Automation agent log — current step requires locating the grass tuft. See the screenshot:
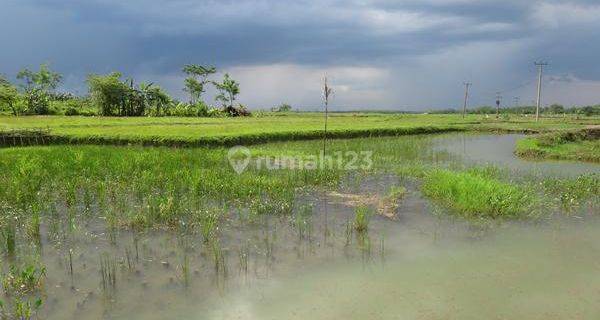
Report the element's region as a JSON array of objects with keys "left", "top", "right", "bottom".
[{"left": 422, "top": 168, "right": 533, "bottom": 220}]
